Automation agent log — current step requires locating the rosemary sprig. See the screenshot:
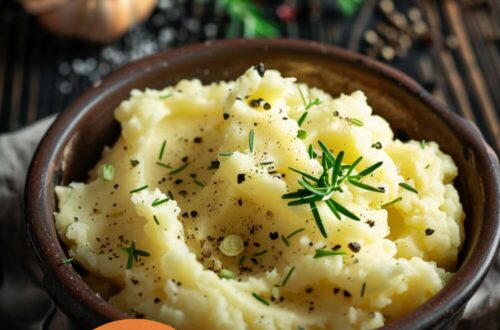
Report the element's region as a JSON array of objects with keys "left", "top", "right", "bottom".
[
  {"left": 282, "top": 141, "right": 384, "bottom": 238},
  {"left": 296, "top": 86, "right": 321, "bottom": 128},
  {"left": 158, "top": 140, "right": 167, "bottom": 160},
  {"left": 130, "top": 185, "right": 148, "bottom": 194},
  {"left": 152, "top": 198, "right": 169, "bottom": 207},
  {"left": 381, "top": 197, "right": 402, "bottom": 208},
  {"left": 62, "top": 257, "right": 74, "bottom": 264}
]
